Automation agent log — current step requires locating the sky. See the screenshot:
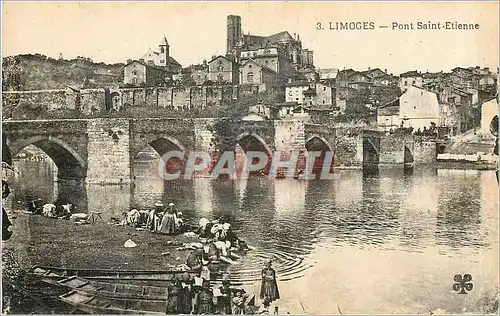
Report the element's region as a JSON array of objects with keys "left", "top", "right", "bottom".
[{"left": 2, "top": 1, "right": 499, "bottom": 75}]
